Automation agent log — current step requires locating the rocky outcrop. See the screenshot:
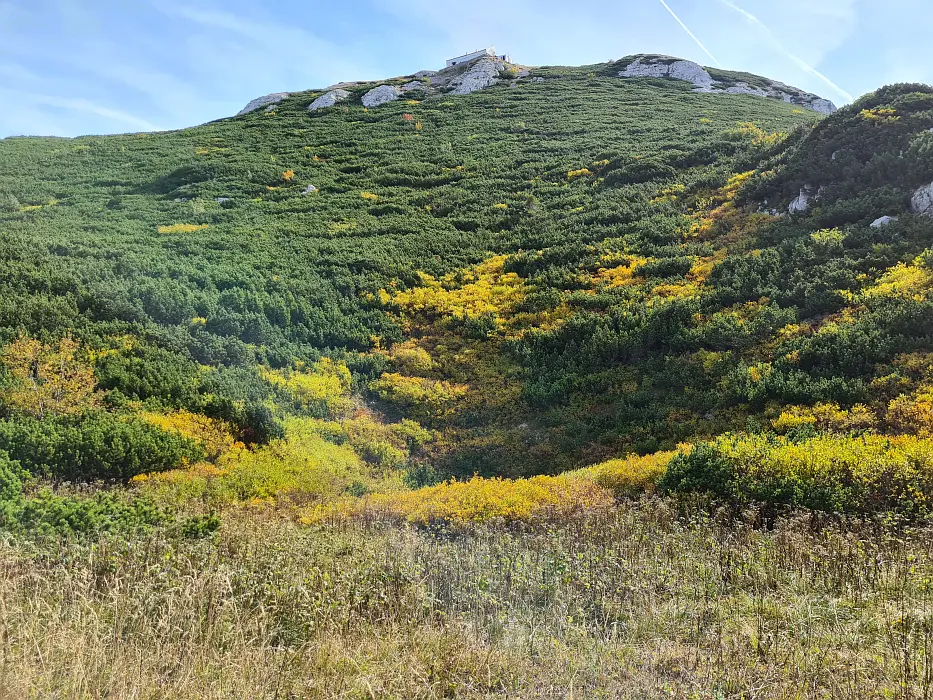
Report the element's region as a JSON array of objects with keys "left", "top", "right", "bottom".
[
  {"left": 621, "top": 56, "right": 715, "bottom": 89},
  {"left": 362, "top": 85, "right": 402, "bottom": 108},
  {"left": 789, "top": 187, "right": 815, "bottom": 214},
  {"left": 400, "top": 81, "right": 426, "bottom": 93},
  {"left": 911, "top": 182, "right": 933, "bottom": 217},
  {"left": 237, "top": 92, "right": 290, "bottom": 116},
  {"left": 308, "top": 89, "right": 351, "bottom": 111},
  {"left": 870, "top": 215, "right": 898, "bottom": 228},
  {"left": 715, "top": 80, "right": 836, "bottom": 115},
  {"left": 448, "top": 57, "right": 502, "bottom": 95},
  {"left": 619, "top": 55, "right": 836, "bottom": 114}
]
